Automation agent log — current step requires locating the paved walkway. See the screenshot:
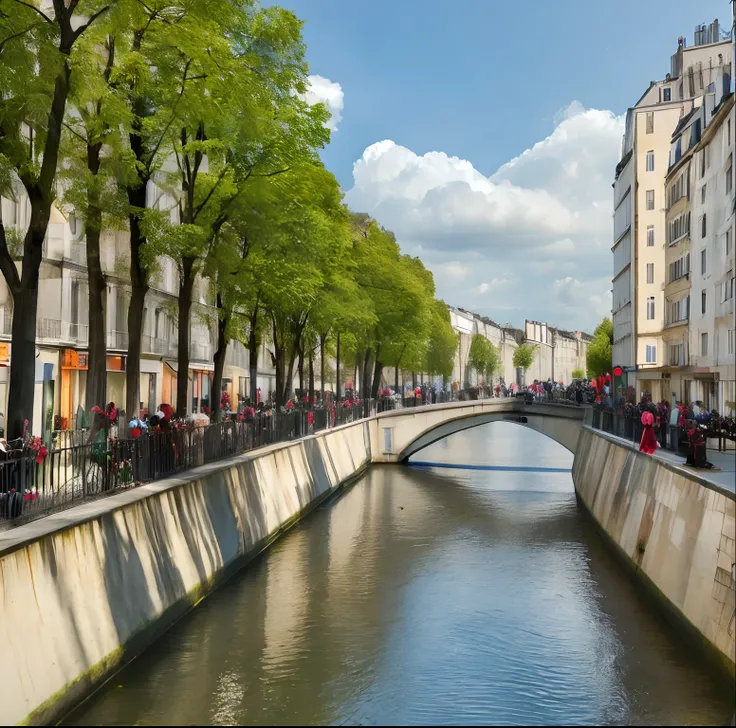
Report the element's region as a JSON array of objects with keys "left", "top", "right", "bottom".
[{"left": 602, "top": 430, "right": 735, "bottom": 494}]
